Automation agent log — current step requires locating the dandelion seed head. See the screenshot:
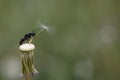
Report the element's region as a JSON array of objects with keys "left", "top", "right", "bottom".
[{"left": 19, "top": 43, "right": 35, "bottom": 51}]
